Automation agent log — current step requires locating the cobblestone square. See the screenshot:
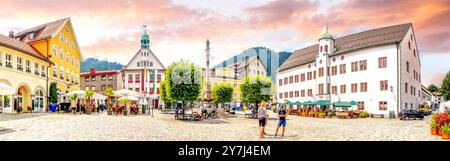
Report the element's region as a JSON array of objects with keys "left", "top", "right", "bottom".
[{"left": 0, "top": 111, "right": 442, "bottom": 141}]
